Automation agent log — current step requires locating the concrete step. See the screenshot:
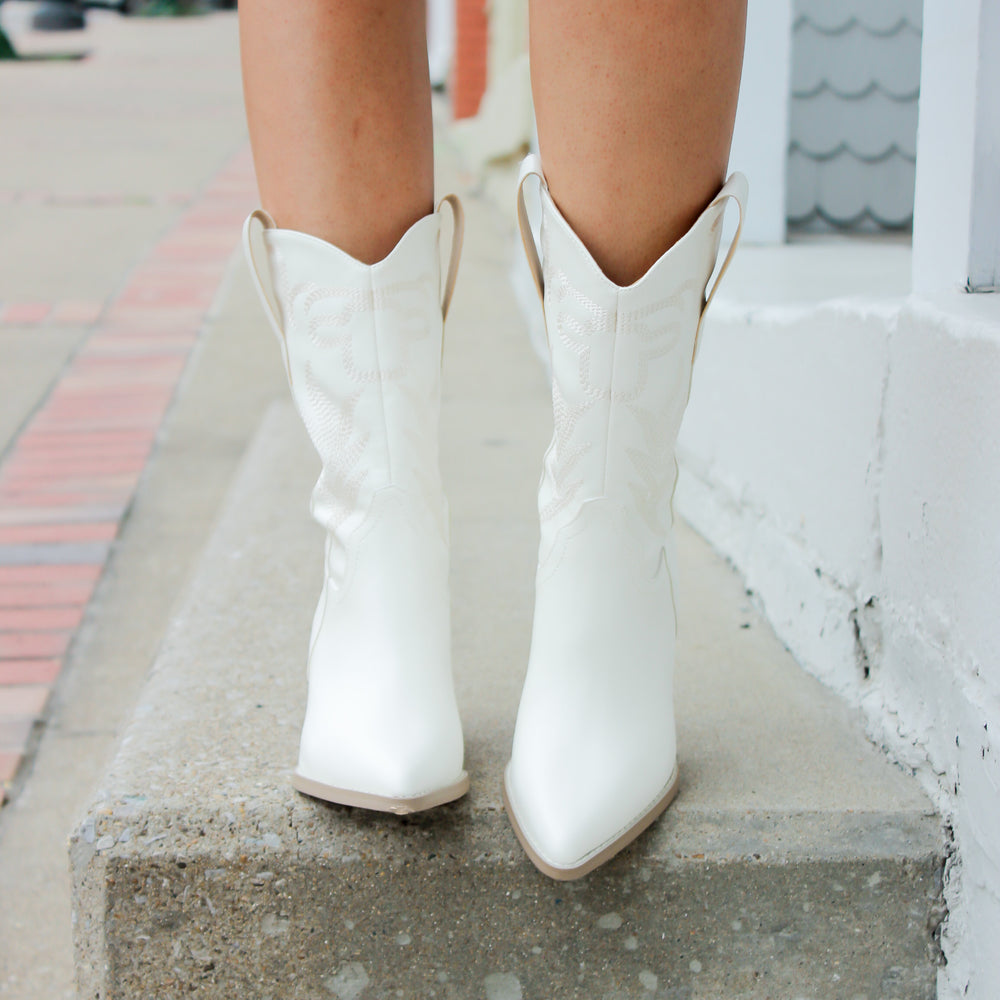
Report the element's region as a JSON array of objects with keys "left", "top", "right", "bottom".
[{"left": 70, "top": 395, "right": 943, "bottom": 1000}]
